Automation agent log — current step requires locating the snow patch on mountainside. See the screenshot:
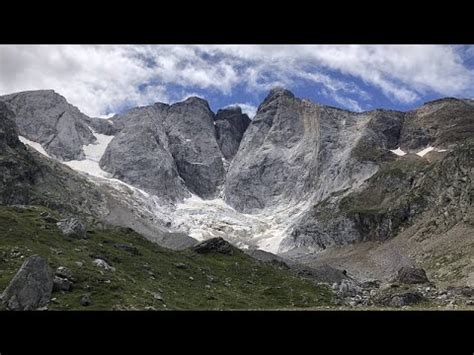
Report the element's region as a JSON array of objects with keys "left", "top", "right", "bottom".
[
  {"left": 390, "top": 147, "right": 406, "bottom": 156},
  {"left": 63, "top": 128, "right": 114, "bottom": 178},
  {"left": 416, "top": 146, "right": 448, "bottom": 157}
]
